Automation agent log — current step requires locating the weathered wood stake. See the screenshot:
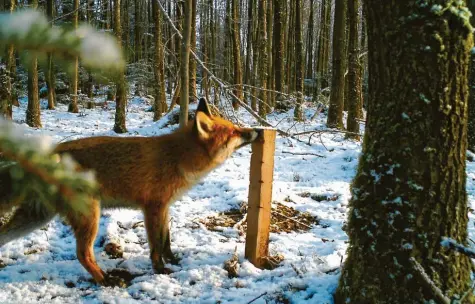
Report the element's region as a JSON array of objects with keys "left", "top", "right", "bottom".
[{"left": 245, "top": 128, "right": 276, "bottom": 268}]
